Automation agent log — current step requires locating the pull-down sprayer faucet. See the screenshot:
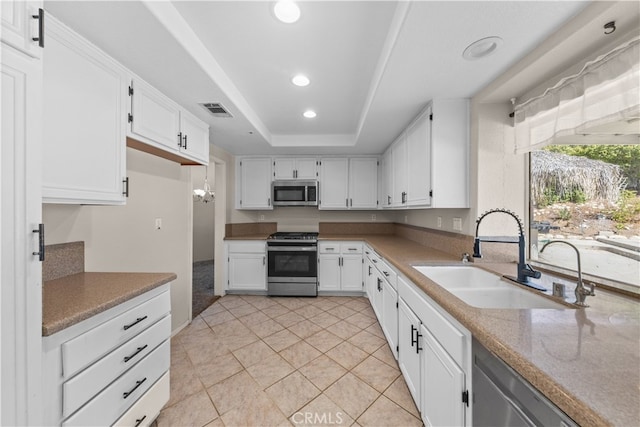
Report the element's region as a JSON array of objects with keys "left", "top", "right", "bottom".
[{"left": 473, "top": 208, "right": 543, "bottom": 289}]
